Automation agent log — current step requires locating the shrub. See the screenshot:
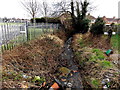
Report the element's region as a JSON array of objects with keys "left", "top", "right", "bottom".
[
  {"left": 80, "top": 19, "right": 90, "bottom": 34},
  {"left": 31, "top": 17, "right": 61, "bottom": 24},
  {"left": 90, "top": 17, "right": 105, "bottom": 36},
  {"left": 30, "top": 18, "right": 46, "bottom": 23}
]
